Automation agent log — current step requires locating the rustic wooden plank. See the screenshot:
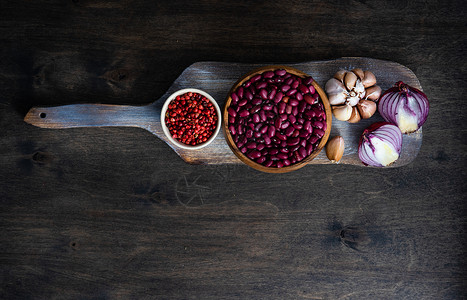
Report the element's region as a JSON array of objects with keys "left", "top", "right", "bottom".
[{"left": 24, "top": 57, "right": 422, "bottom": 167}]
